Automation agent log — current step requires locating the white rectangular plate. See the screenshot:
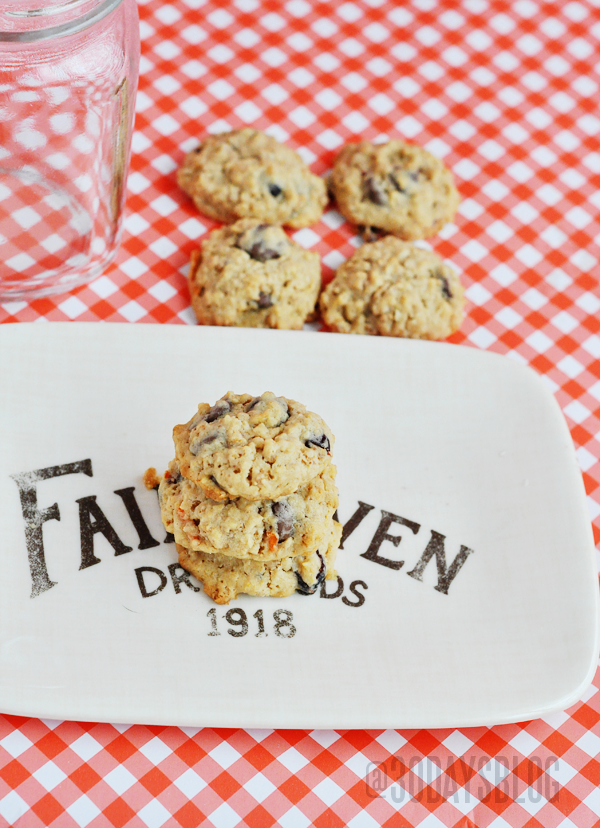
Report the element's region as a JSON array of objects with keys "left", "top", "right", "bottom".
[{"left": 0, "top": 323, "right": 597, "bottom": 728}]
